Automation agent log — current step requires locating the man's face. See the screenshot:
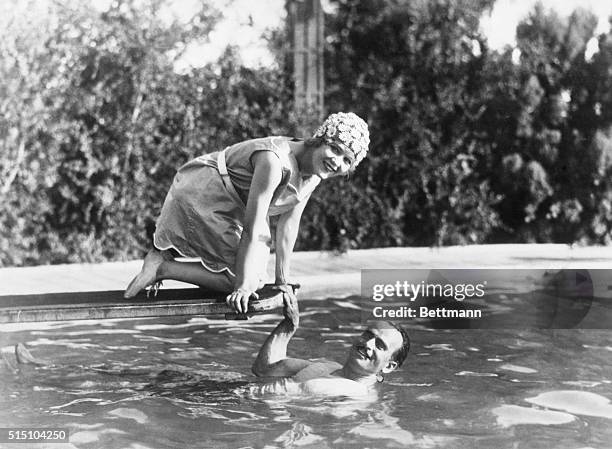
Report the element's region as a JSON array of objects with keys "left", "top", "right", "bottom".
[{"left": 345, "top": 322, "right": 404, "bottom": 376}]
